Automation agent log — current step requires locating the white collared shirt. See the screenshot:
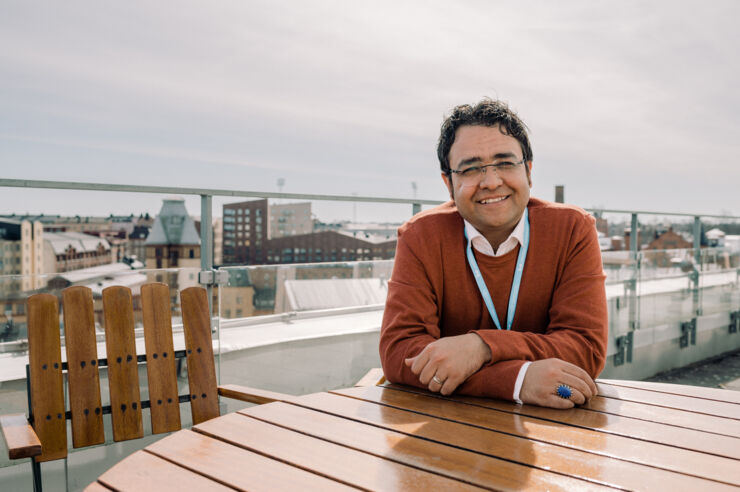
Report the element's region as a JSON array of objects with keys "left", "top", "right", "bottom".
[{"left": 464, "top": 215, "right": 531, "bottom": 404}]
